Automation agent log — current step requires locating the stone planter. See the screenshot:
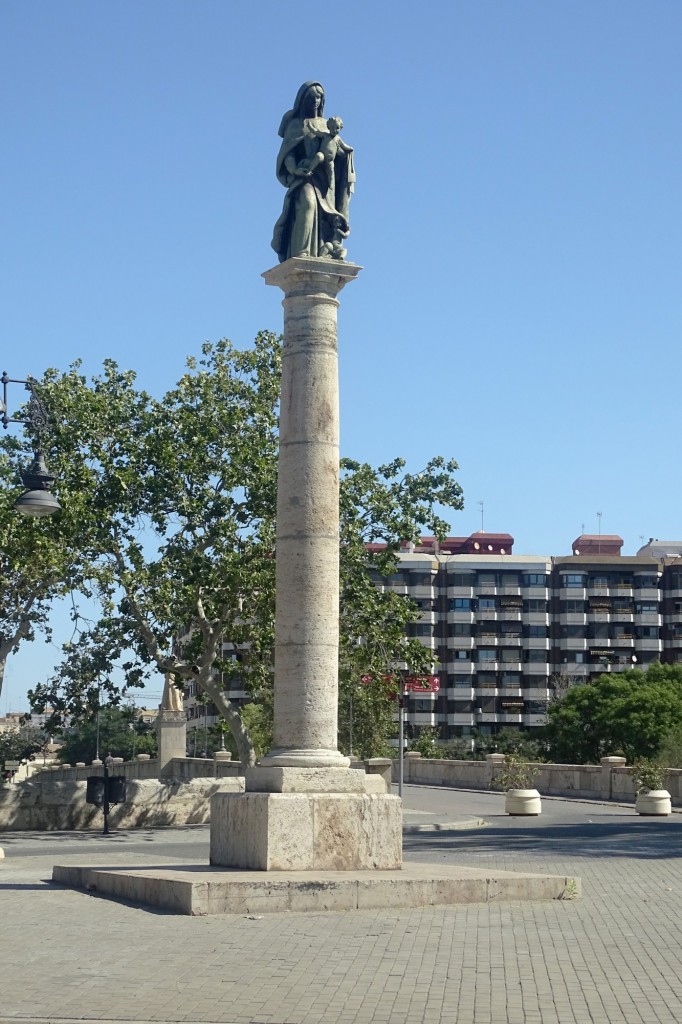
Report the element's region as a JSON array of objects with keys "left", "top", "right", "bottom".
[
  {"left": 504, "top": 788, "right": 542, "bottom": 816},
  {"left": 635, "top": 789, "right": 671, "bottom": 816}
]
